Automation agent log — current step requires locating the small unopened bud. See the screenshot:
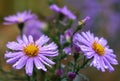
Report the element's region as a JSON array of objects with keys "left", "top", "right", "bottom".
[
  {"left": 68, "top": 72, "right": 76, "bottom": 80},
  {"left": 65, "top": 29, "right": 72, "bottom": 43},
  {"left": 56, "top": 69, "right": 64, "bottom": 77},
  {"left": 78, "top": 16, "right": 90, "bottom": 25}
]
